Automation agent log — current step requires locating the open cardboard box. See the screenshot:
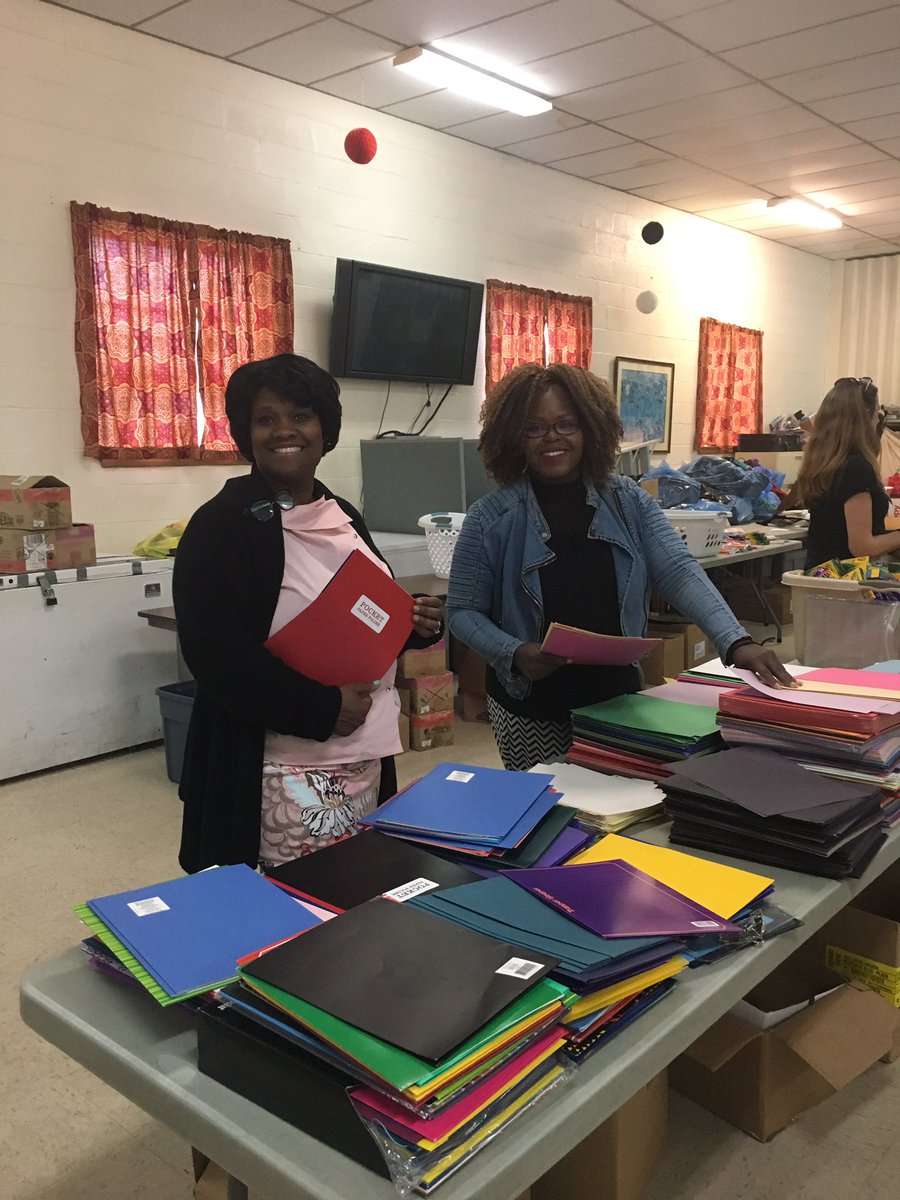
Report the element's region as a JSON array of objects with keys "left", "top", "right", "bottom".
[{"left": 670, "top": 946, "right": 896, "bottom": 1141}]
